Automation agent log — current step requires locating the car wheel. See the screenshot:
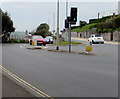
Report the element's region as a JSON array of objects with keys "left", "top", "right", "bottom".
[
  {"left": 92, "top": 40, "right": 94, "bottom": 44},
  {"left": 101, "top": 42, "right": 104, "bottom": 44},
  {"left": 51, "top": 41, "right": 53, "bottom": 44},
  {"left": 43, "top": 44, "right": 46, "bottom": 46}
]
